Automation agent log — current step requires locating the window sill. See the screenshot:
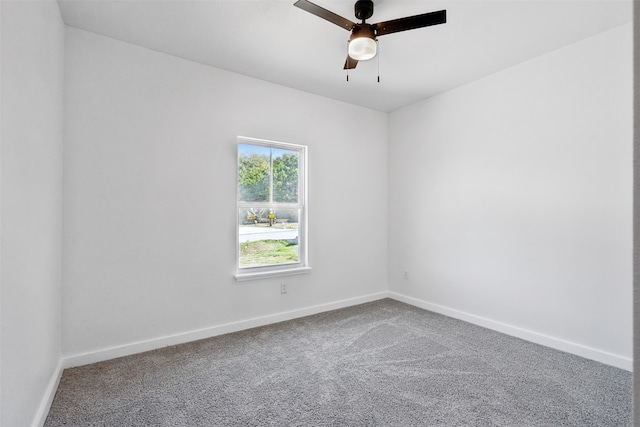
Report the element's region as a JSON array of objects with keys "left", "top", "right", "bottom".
[{"left": 234, "top": 266, "right": 312, "bottom": 282}]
